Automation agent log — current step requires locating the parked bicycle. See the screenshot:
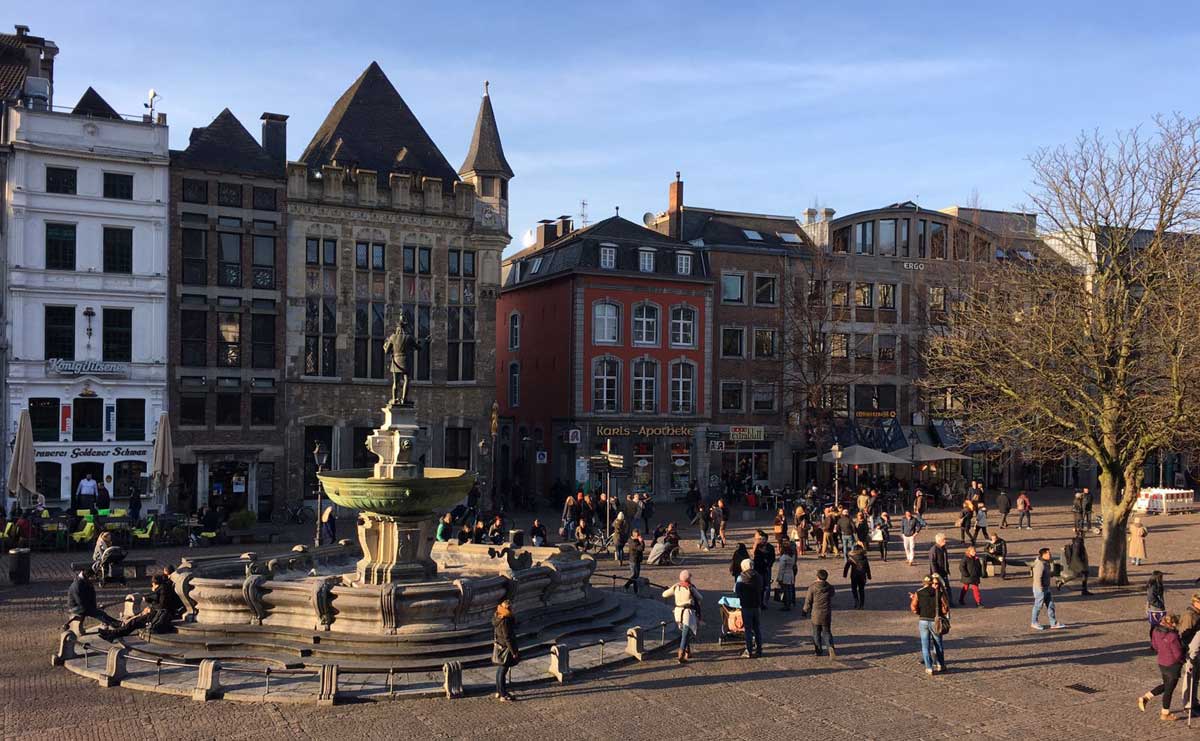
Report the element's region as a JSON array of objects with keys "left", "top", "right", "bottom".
[{"left": 272, "top": 502, "right": 315, "bottom": 525}]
